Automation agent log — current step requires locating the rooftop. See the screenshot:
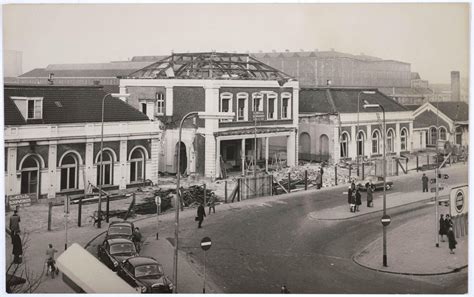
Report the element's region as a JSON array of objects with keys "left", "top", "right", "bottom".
[
  {"left": 299, "top": 87, "right": 408, "bottom": 114},
  {"left": 431, "top": 101, "right": 469, "bottom": 122},
  {"left": 4, "top": 85, "right": 149, "bottom": 126},
  {"left": 127, "top": 52, "right": 294, "bottom": 81}
]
